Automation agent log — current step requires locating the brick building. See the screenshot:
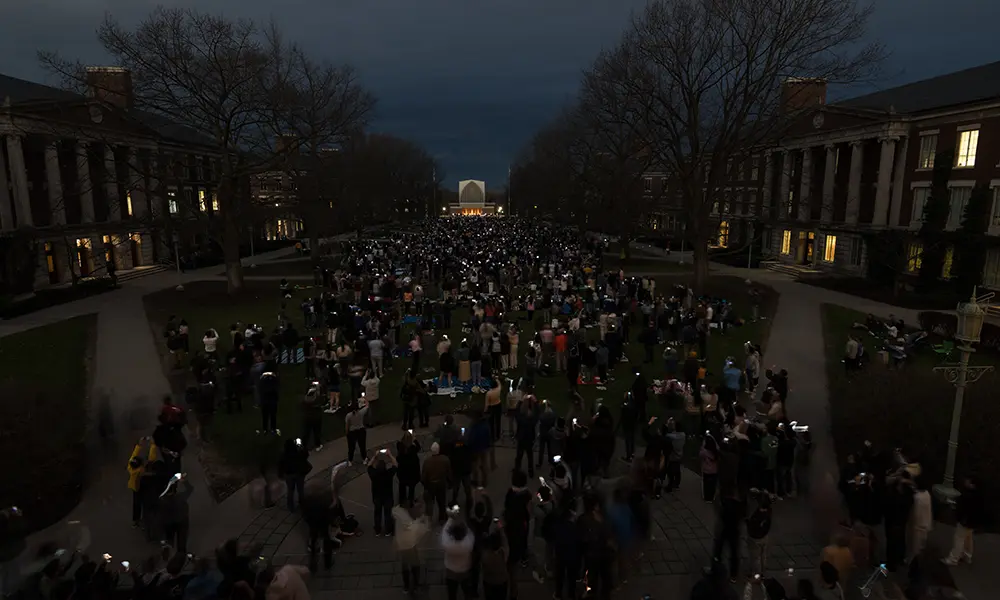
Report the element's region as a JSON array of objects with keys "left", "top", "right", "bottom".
[
  {"left": 0, "top": 67, "right": 221, "bottom": 293},
  {"left": 642, "top": 61, "right": 1000, "bottom": 290}
]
